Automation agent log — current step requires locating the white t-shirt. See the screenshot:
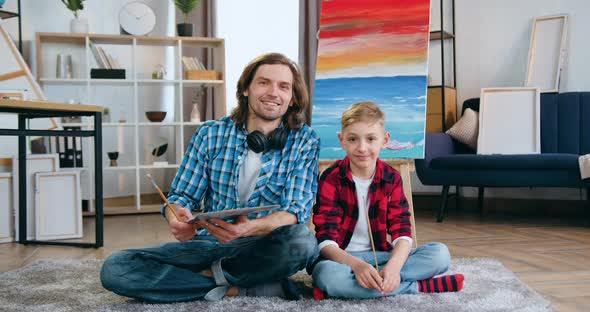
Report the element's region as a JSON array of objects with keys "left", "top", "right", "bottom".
[
  {"left": 238, "top": 150, "right": 262, "bottom": 204},
  {"left": 345, "top": 175, "right": 373, "bottom": 252}
]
